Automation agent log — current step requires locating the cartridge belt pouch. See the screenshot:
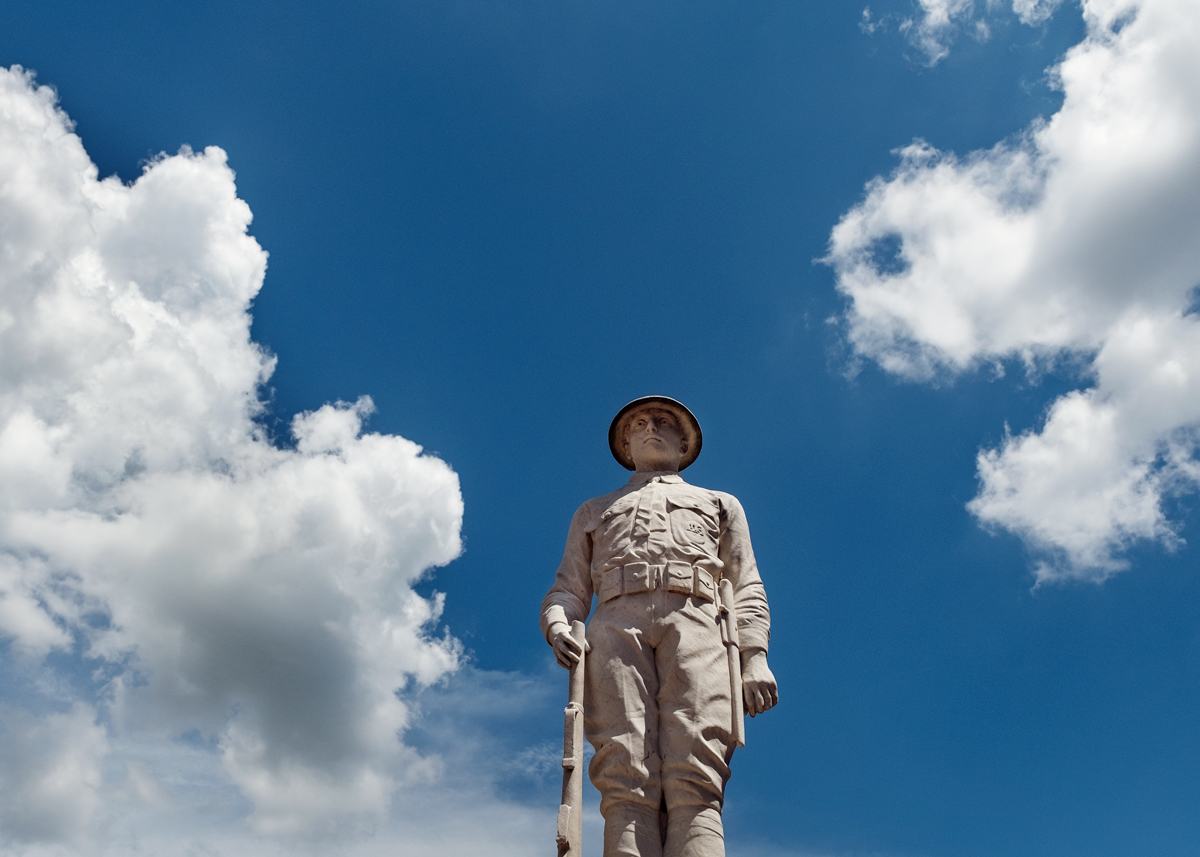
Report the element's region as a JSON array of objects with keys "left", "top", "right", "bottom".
[{"left": 598, "top": 561, "right": 716, "bottom": 604}]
